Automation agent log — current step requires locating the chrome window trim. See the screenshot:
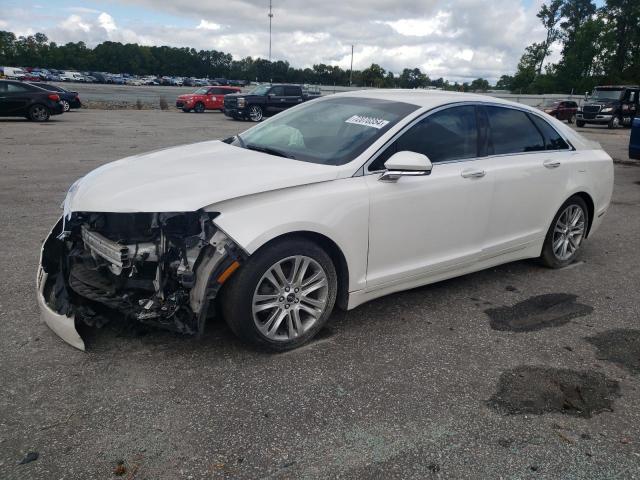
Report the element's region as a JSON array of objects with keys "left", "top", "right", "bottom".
[{"left": 358, "top": 100, "right": 575, "bottom": 175}]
